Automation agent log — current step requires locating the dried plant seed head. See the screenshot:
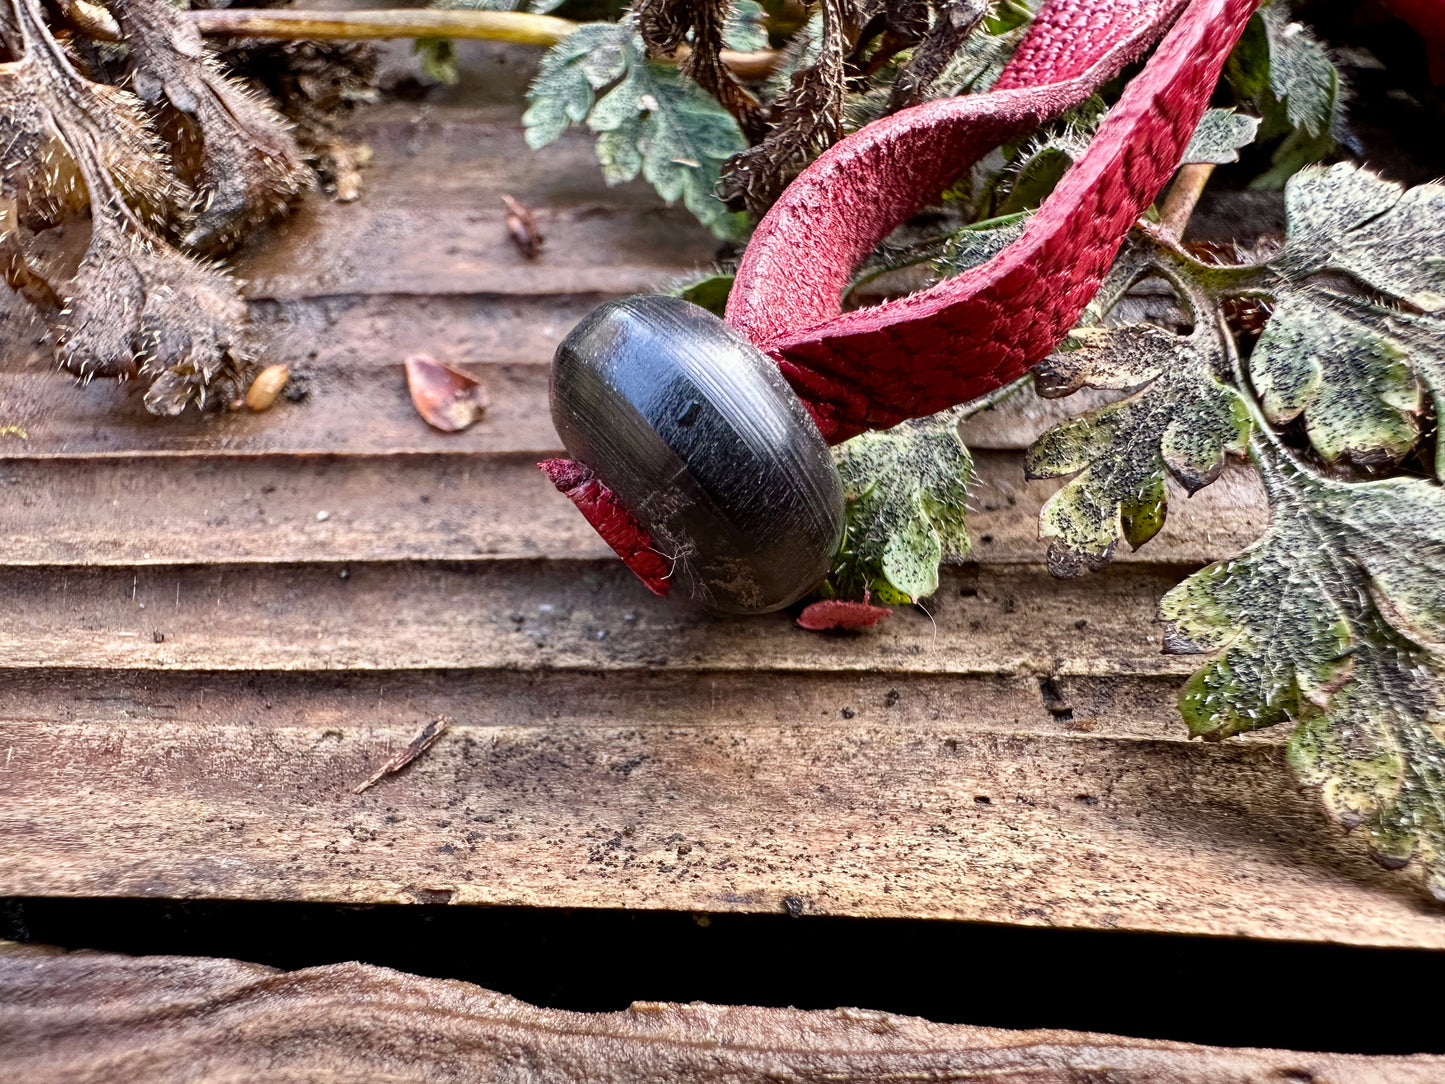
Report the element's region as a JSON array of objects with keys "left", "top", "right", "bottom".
[
  {"left": 136, "top": 249, "right": 250, "bottom": 414},
  {"left": 55, "top": 222, "right": 250, "bottom": 412},
  {"left": 206, "top": 39, "right": 380, "bottom": 204},
  {"left": 106, "top": 0, "right": 311, "bottom": 253},
  {"left": 55, "top": 230, "right": 148, "bottom": 379},
  {"left": 0, "top": 51, "right": 181, "bottom": 231}
]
